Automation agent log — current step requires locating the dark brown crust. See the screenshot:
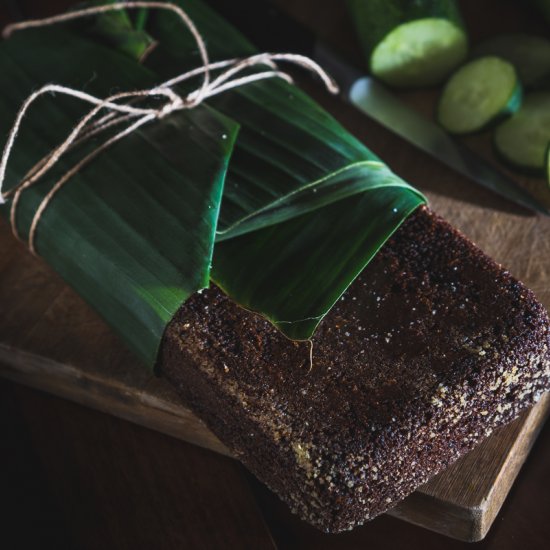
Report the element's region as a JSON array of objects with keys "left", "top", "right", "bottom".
[{"left": 159, "top": 206, "right": 550, "bottom": 532}]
